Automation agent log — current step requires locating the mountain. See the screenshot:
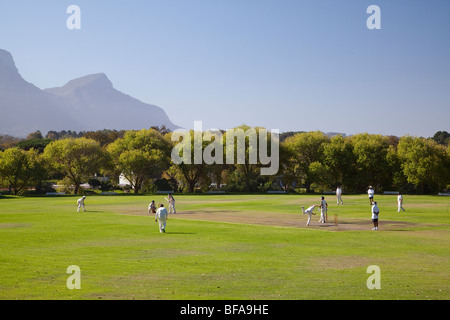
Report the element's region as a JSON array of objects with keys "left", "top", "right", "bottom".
[
  {"left": 0, "top": 49, "right": 179, "bottom": 137},
  {"left": 0, "top": 49, "right": 88, "bottom": 137},
  {"left": 45, "top": 73, "right": 179, "bottom": 132}
]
